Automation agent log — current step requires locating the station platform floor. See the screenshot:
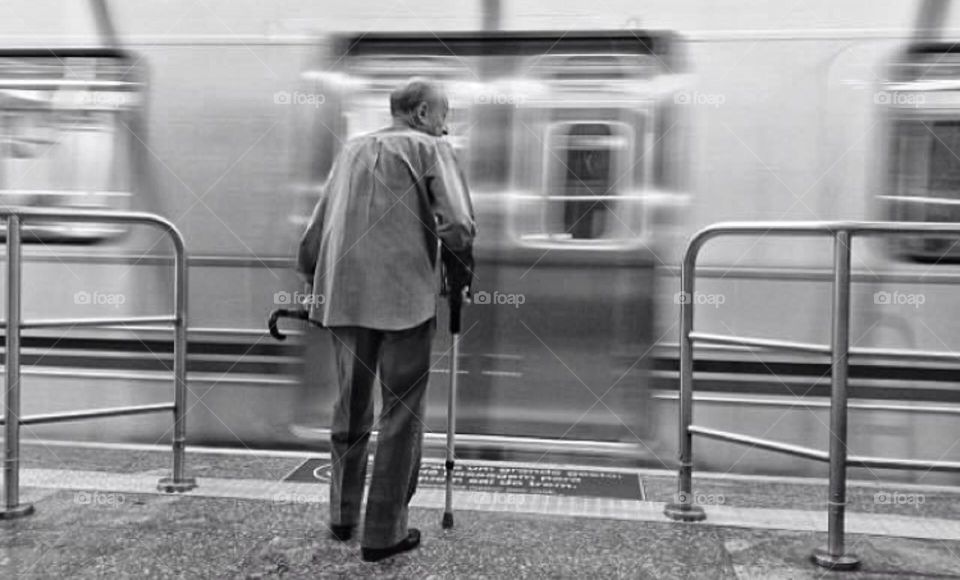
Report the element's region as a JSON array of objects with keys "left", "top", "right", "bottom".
[{"left": 2, "top": 439, "right": 960, "bottom": 578}]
